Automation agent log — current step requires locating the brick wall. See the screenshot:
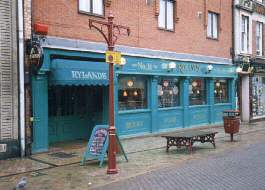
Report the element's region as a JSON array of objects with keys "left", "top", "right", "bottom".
[
  {"left": 32, "top": 0, "right": 232, "bottom": 59},
  {"left": 24, "top": 0, "right": 31, "bottom": 40}
]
